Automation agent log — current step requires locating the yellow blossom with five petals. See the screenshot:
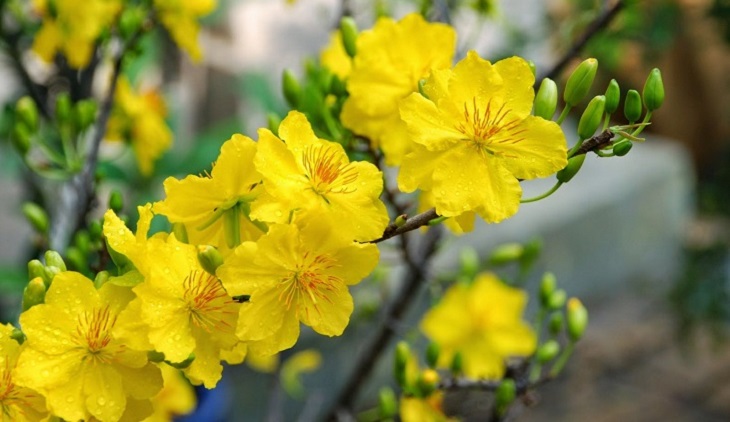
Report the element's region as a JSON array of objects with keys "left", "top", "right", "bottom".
[
  {"left": 14, "top": 272, "right": 162, "bottom": 422},
  {"left": 398, "top": 51, "right": 568, "bottom": 223},
  {"left": 0, "top": 323, "right": 47, "bottom": 422},
  {"left": 251, "top": 111, "right": 388, "bottom": 243},
  {"left": 217, "top": 222, "right": 379, "bottom": 356},
  {"left": 154, "top": 134, "right": 265, "bottom": 254},
  {"left": 420, "top": 272, "right": 536, "bottom": 379},
  {"left": 341, "top": 13, "right": 456, "bottom": 165}
]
